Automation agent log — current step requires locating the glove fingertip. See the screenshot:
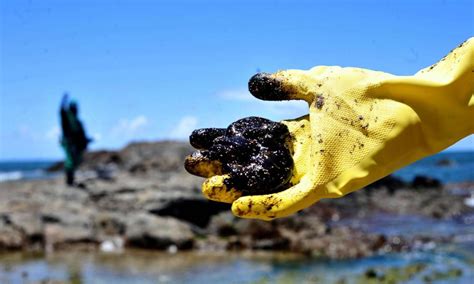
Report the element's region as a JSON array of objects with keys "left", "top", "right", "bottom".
[
  {"left": 202, "top": 175, "right": 242, "bottom": 203},
  {"left": 231, "top": 196, "right": 277, "bottom": 221},
  {"left": 248, "top": 72, "right": 290, "bottom": 101}
]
